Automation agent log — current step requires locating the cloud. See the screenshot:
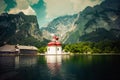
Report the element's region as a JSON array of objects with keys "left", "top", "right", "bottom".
[
  {"left": 15, "top": 0, "right": 29, "bottom": 10},
  {"left": 8, "top": 0, "right": 38, "bottom": 15},
  {"left": 14, "top": 0, "right": 39, "bottom": 9},
  {"left": 44, "top": 0, "right": 103, "bottom": 19},
  {"left": 27, "top": 0, "right": 39, "bottom": 5},
  {"left": 70, "top": 0, "right": 103, "bottom": 12},
  {"left": 21, "top": 6, "right": 36, "bottom": 15},
  {"left": 0, "top": 0, "right": 7, "bottom": 14},
  {"left": 44, "top": 0, "right": 74, "bottom": 19},
  {"left": 9, "top": 6, "right": 36, "bottom": 15}
]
